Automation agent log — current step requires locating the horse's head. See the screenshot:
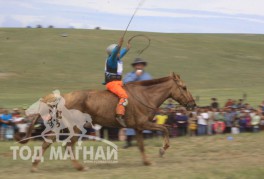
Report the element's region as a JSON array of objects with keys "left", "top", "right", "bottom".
[{"left": 169, "top": 72, "right": 196, "bottom": 110}]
